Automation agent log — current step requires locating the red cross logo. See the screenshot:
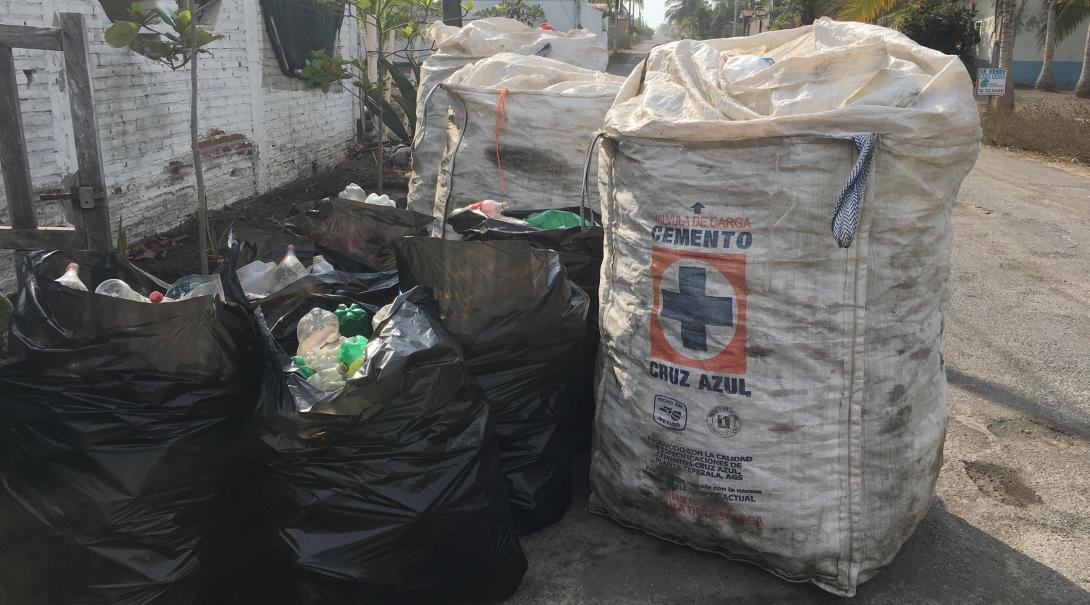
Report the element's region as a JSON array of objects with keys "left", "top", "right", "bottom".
[{"left": 650, "top": 246, "right": 747, "bottom": 374}]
